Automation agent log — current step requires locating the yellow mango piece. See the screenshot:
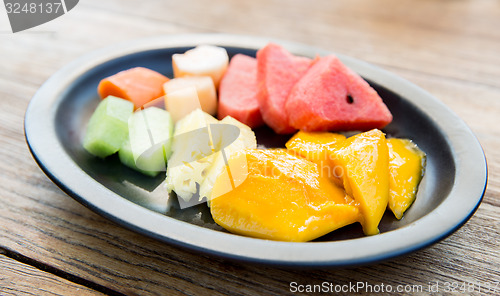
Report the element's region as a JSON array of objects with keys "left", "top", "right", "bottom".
[
  {"left": 286, "top": 131, "right": 345, "bottom": 186},
  {"left": 387, "top": 138, "right": 426, "bottom": 219},
  {"left": 328, "top": 129, "right": 389, "bottom": 235},
  {"left": 210, "top": 149, "right": 360, "bottom": 242},
  {"left": 286, "top": 131, "right": 346, "bottom": 161}
]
